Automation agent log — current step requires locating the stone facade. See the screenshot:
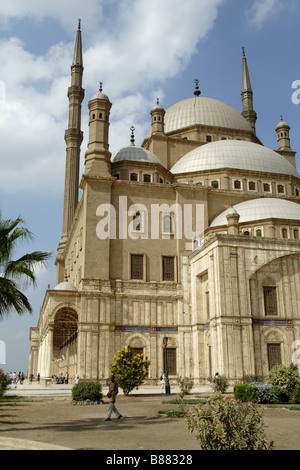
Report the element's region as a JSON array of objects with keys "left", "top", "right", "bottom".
[{"left": 29, "top": 24, "right": 300, "bottom": 385}]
